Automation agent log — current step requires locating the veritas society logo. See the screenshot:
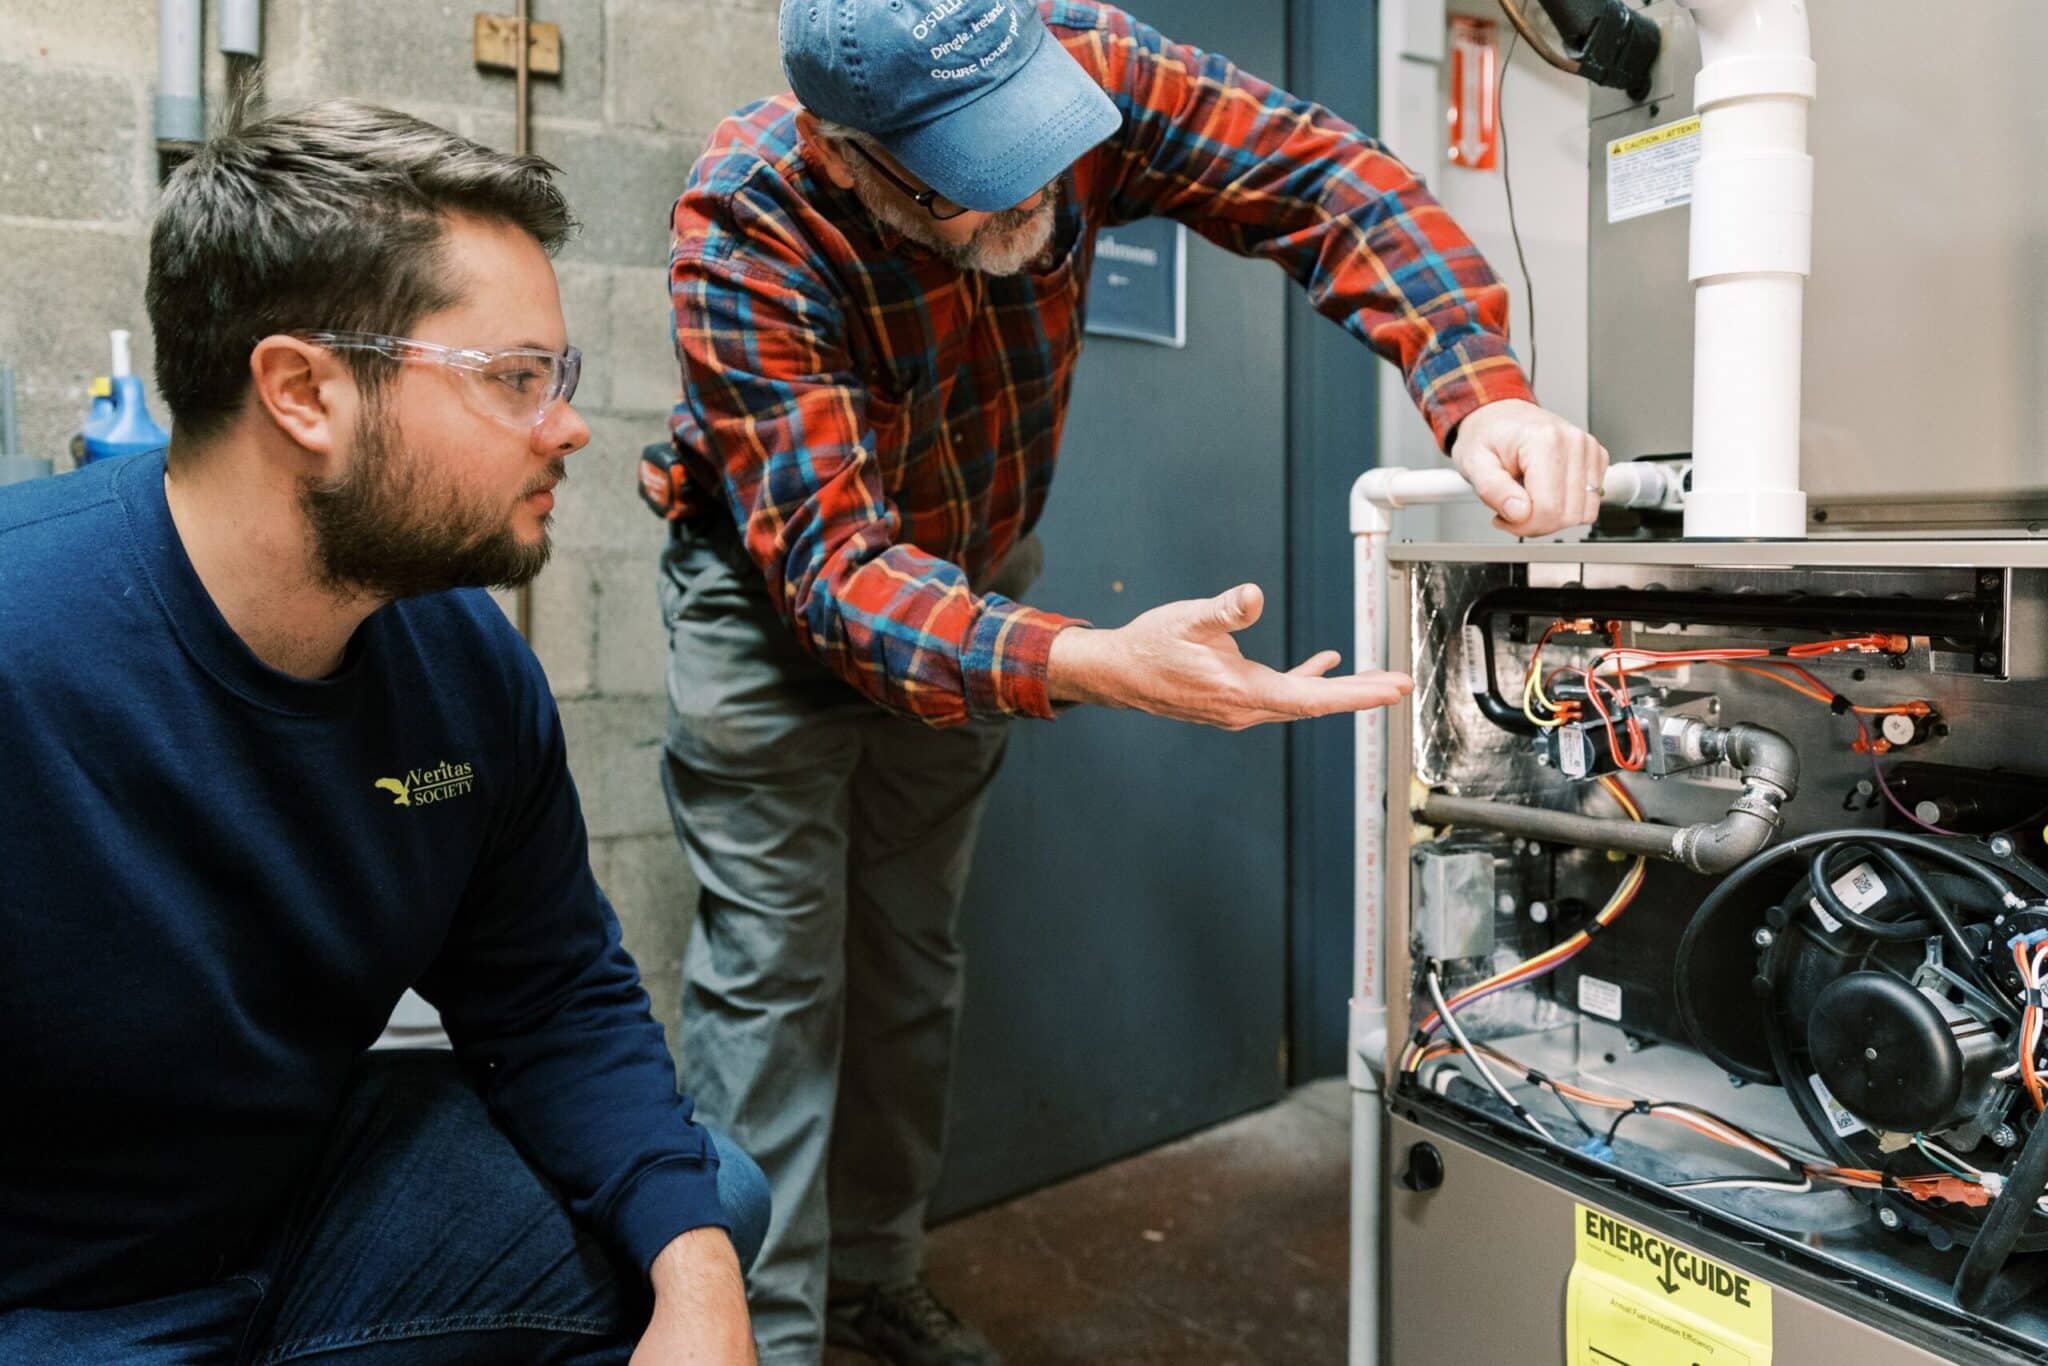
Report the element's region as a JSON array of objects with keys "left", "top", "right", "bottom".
[{"left": 374, "top": 759, "right": 477, "bottom": 809}]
